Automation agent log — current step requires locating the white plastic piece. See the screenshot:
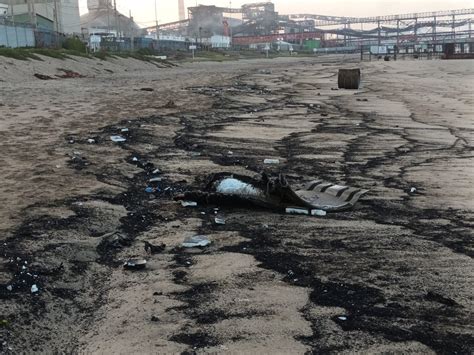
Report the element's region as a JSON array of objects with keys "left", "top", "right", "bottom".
[
  {"left": 216, "top": 178, "right": 259, "bottom": 196},
  {"left": 31, "top": 284, "right": 39, "bottom": 293},
  {"left": 264, "top": 159, "right": 280, "bottom": 164},
  {"left": 410, "top": 187, "right": 417, "bottom": 193},
  {"left": 181, "top": 201, "right": 197, "bottom": 207},
  {"left": 149, "top": 177, "right": 162, "bottom": 183},
  {"left": 311, "top": 209, "right": 327, "bottom": 216},
  {"left": 6, "top": 285, "right": 12, "bottom": 292},
  {"left": 87, "top": 139, "right": 95, "bottom": 144},
  {"left": 110, "top": 135, "right": 126, "bottom": 143},
  {"left": 215, "top": 217, "right": 226, "bottom": 225},
  {"left": 338, "top": 316, "right": 347, "bottom": 321},
  {"left": 121, "top": 128, "right": 129, "bottom": 132},
  {"left": 182, "top": 235, "right": 211, "bottom": 248},
  {"left": 286, "top": 208, "right": 309, "bottom": 215}
]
